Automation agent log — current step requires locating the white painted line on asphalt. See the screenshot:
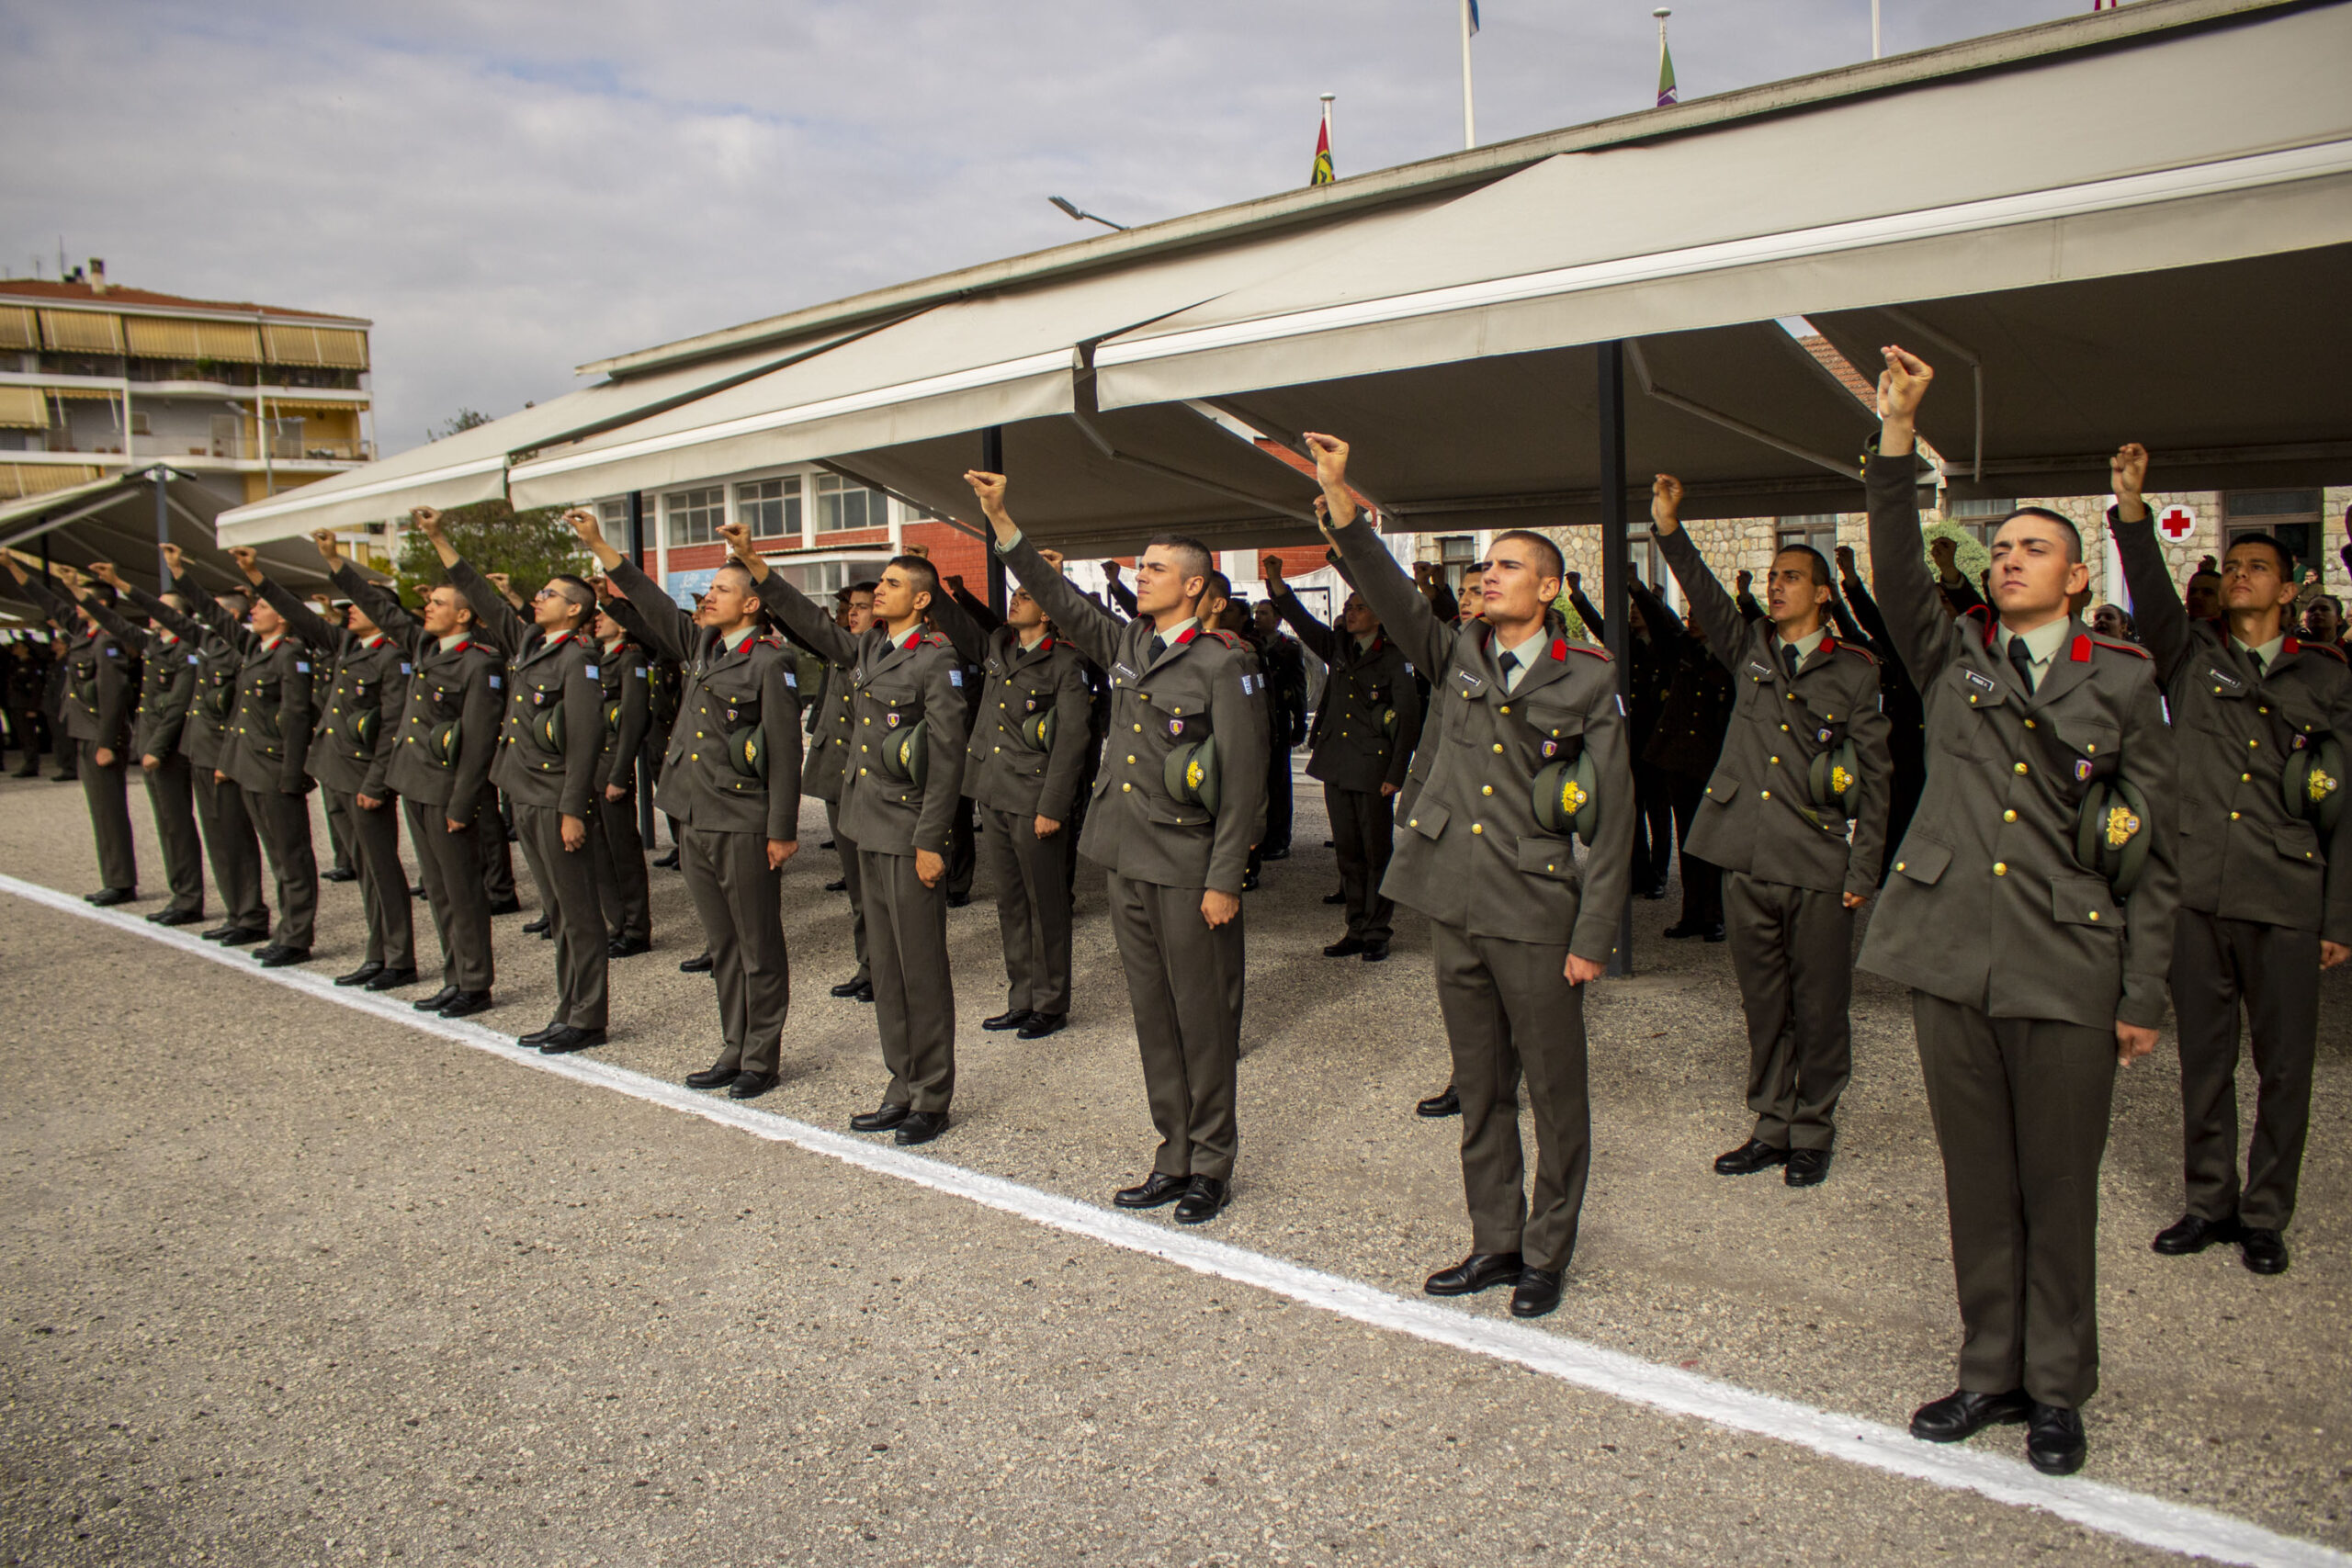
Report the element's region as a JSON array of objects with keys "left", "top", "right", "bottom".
[{"left": 5, "top": 869, "right": 2342, "bottom": 1568}]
